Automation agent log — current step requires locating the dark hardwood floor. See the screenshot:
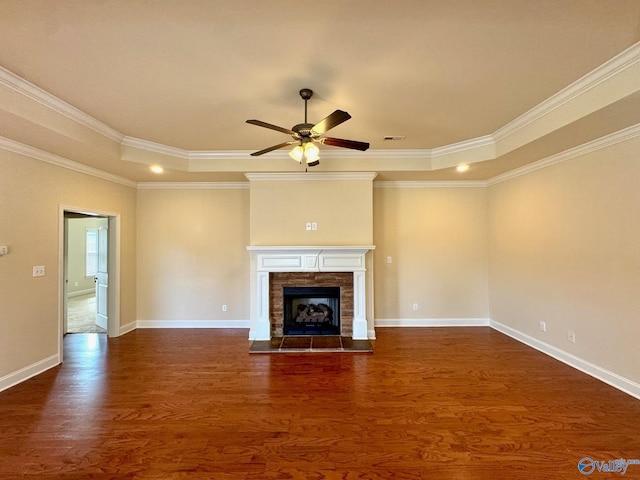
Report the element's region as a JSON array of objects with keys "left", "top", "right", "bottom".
[{"left": 1, "top": 328, "right": 639, "bottom": 479}]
